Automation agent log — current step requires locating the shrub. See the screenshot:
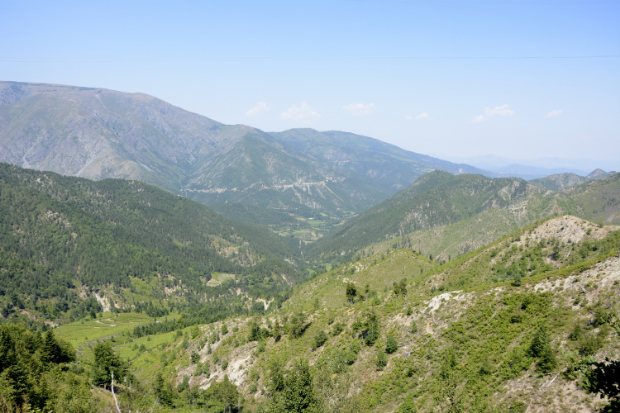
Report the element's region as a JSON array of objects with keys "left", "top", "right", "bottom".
[
  {"left": 331, "top": 322, "right": 344, "bottom": 336},
  {"left": 579, "top": 335, "right": 603, "bottom": 356},
  {"left": 385, "top": 335, "right": 397, "bottom": 354},
  {"left": 313, "top": 331, "right": 328, "bottom": 350},
  {"left": 569, "top": 324, "right": 583, "bottom": 341},
  {"left": 344, "top": 350, "right": 357, "bottom": 365},
  {"left": 376, "top": 351, "right": 388, "bottom": 369}
]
